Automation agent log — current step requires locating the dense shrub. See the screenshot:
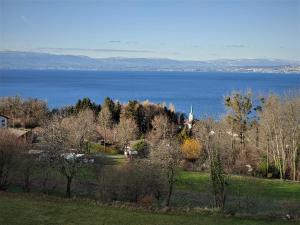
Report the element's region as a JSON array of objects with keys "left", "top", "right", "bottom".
[
  {"left": 132, "top": 139, "right": 148, "bottom": 157},
  {"left": 0, "top": 130, "right": 26, "bottom": 190},
  {"left": 96, "top": 161, "right": 165, "bottom": 203},
  {"left": 258, "top": 161, "right": 280, "bottom": 178}
]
